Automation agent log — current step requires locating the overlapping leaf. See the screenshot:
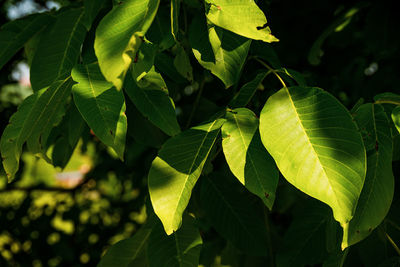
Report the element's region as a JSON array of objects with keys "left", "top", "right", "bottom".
[
  {"left": 30, "top": 8, "right": 87, "bottom": 91},
  {"left": 0, "top": 78, "right": 73, "bottom": 181},
  {"left": 71, "top": 63, "right": 127, "bottom": 159},
  {"left": 222, "top": 108, "right": 278, "bottom": 209},
  {"left": 189, "top": 15, "right": 250, "bottom": 88},
  {"left": 205, "top": 0, "right": 278, "bottom": 42},
  {"left": 125, "top": 68, "right": 180, "bottom": 137},
  {"left": 94, "top": 0, "right": 160, "bottom": 89},
  {"left": 148, "top": 119, "right": 225, "bottom": 234},
  {"left": 200, "top": 173, "right": 270, "bottom": 255},
  {"left": 0, "top": 13, "right": 53, "bottom": 70},
  {"left": 83, "top": 0, "right": 106, "bottom": 30},
  {"left": 229, "top": 71, "right": 268, "bottom": 108},
  {"left": 259, "top": 86, "right": 366, "bottom": 228},
  {"left": 148, "top": 214, "right": 202, "bottom": 267},
  {"left": 343, "top": 104, "right": 394, "bottom": 248}
]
